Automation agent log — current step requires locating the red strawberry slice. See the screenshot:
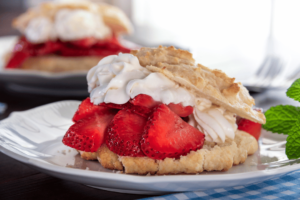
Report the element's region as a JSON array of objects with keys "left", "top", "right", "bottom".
[
  {"left": 63, "top": 111, "right": 117, "bottom": 152},
  {"left": 70, "top": 37, "right": 97, "bottom": 48},
  {"left": 130, "top": 94, "right": 159, "bottom": 109},
  {"left": 100, "top": 101, "right": 151, "bottom": 118},
  {"left": 238, "top": 118, "right": 262, "bottom": 140},
  {"left": 34, "top": 40, "right": 62, "bottom": 56},
  {"left": 5, "top": 37, "right": 30, "bottom": 68},
  {"left": 131, "top": 94, "right": 193, "bottom": 117},
  {"left": 5, "top": 51, "right": 30, "bottom": 69},
  {"left": 167, "top": 103, "right": 193, "bottom": 117},
  {"left": 72, "top": 97, "right": 114, "bottom": 122},
  {"left": 100, "top": 102, "right": 131, "bottom": 110},
  {"left": 141, "top": 104, "right": 205, "bottom": 160},
  {"left": 129, "top": 105, "right": 152, "bottom": 118},
  {"left": 5, "top": 36, "right": 131, "bottom": 69},
  {"left": 59, "top": 45, "right": 122, "bottom": 57},
  {"left": 106, "top": 109, "right": 147, "bottom": 157}
]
